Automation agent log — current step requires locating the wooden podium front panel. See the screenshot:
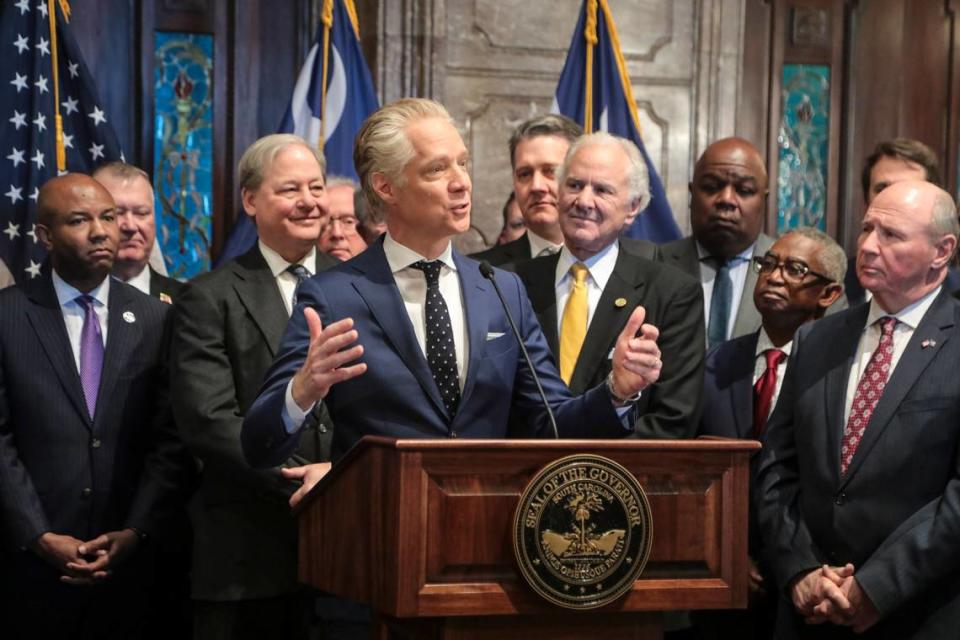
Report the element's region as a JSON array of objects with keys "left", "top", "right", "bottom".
[{"left": 410, "top": 442, "right": 751, "bottom": 616}]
